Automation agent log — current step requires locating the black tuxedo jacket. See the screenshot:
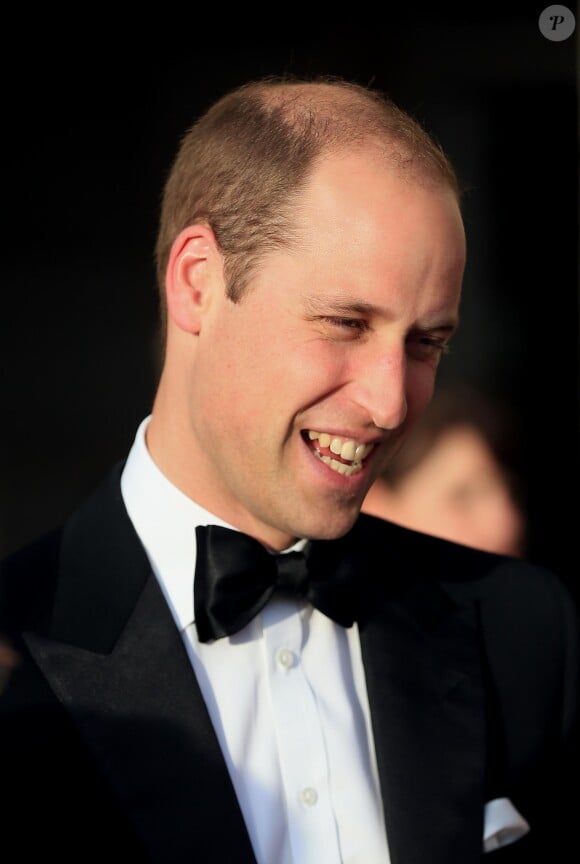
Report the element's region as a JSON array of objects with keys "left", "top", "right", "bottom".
[{"left": 1, "top": 463, "right": 578, "bottom": 863}]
